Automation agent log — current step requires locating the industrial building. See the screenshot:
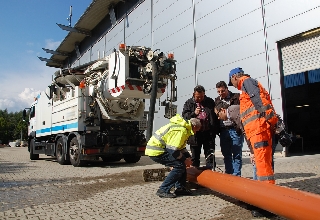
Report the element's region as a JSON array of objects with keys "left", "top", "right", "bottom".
[{"left": 40, "top": 0, "right": 320, "bottom": 154}]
